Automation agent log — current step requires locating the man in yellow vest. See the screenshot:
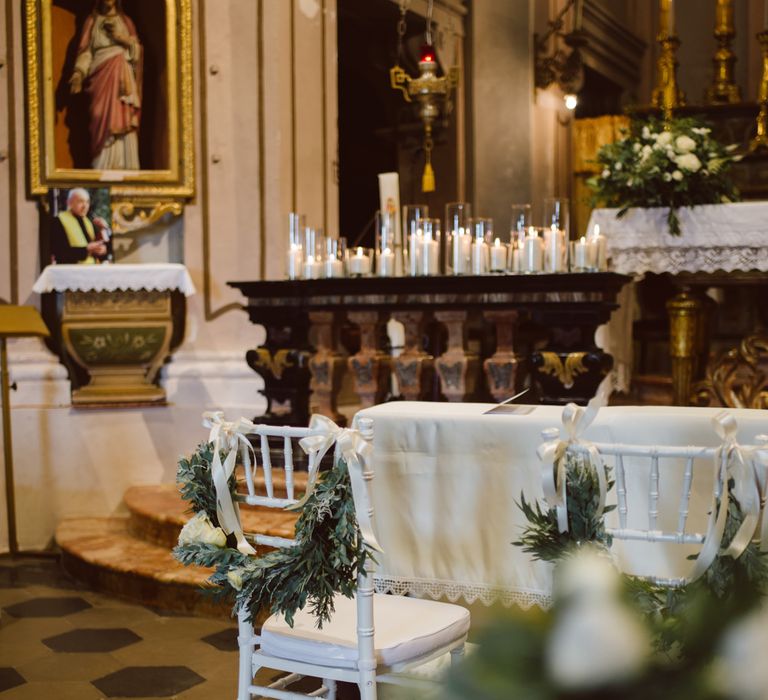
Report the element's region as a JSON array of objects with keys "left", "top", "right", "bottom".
[{"left": 51, "top": 188, "right": 112, "bottom": 264}]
